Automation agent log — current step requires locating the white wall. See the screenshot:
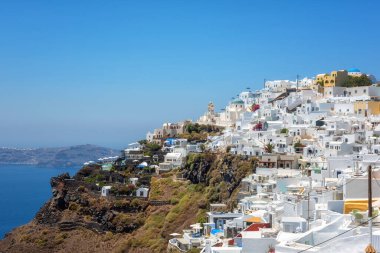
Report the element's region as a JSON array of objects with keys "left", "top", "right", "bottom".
[{"left": 343, "top": 178, "right": 380, "bottom": 199}]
